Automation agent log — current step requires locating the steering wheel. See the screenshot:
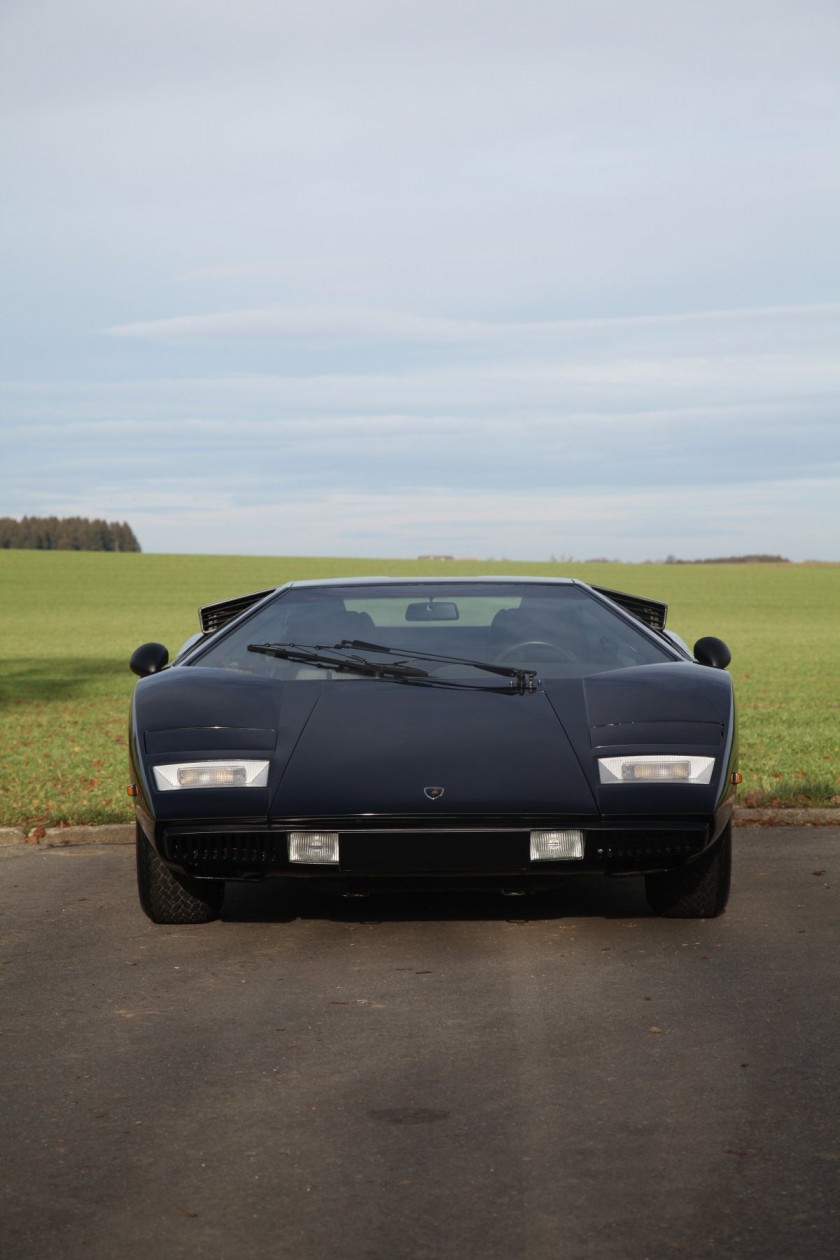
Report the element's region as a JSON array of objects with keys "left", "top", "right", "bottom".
[{"left": 495, "top": 640, "right": 577, "bottom": 664}]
